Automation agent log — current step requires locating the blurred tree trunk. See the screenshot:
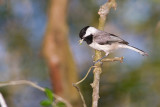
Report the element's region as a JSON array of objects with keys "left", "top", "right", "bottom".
[{"left": 42, "top": 0, "right": 80, "bottom": 106}]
